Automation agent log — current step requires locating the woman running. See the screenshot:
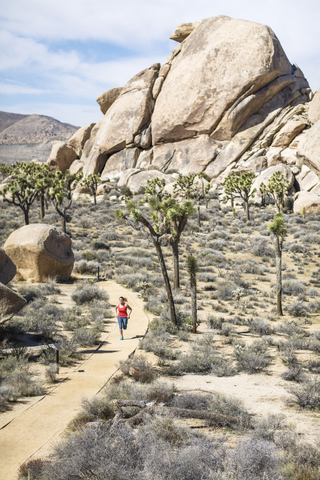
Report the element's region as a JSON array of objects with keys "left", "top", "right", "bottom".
[{"left": 115, "top": 296, "right": 132, "bottom": 340}]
